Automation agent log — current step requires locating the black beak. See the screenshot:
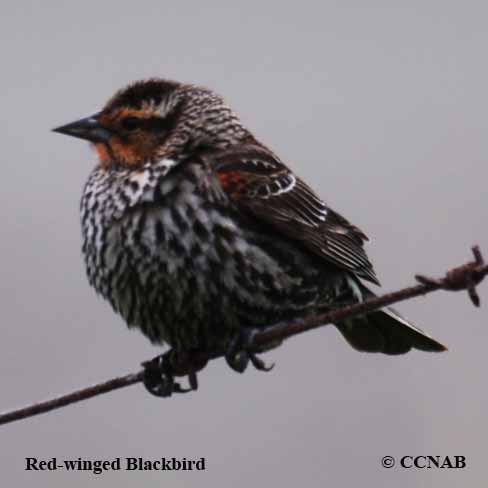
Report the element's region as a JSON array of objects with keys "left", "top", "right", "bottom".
[{"left": 52, "top": 114, "right": 112, "bottom": 143}]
